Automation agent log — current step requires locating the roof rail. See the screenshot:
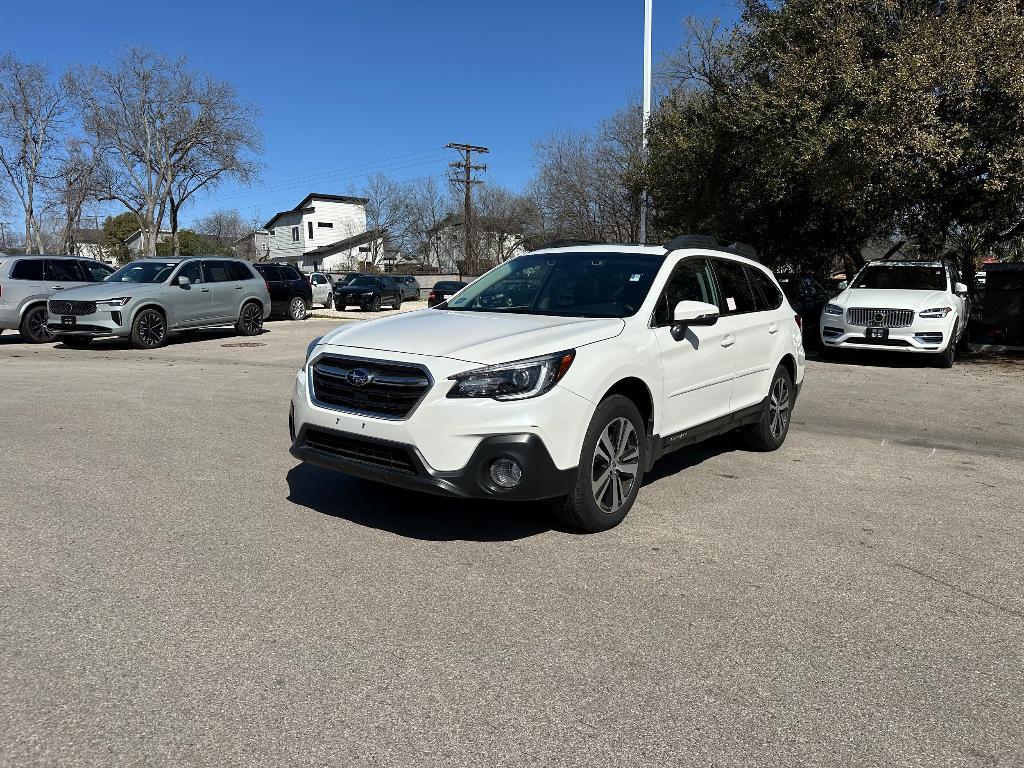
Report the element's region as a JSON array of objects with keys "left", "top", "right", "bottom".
[
  {"left": 538, "top": 239, "right": 603, "bottom": 249},
  {"left": 664, "top": 234, "right": 759, "bottom": 261}
]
